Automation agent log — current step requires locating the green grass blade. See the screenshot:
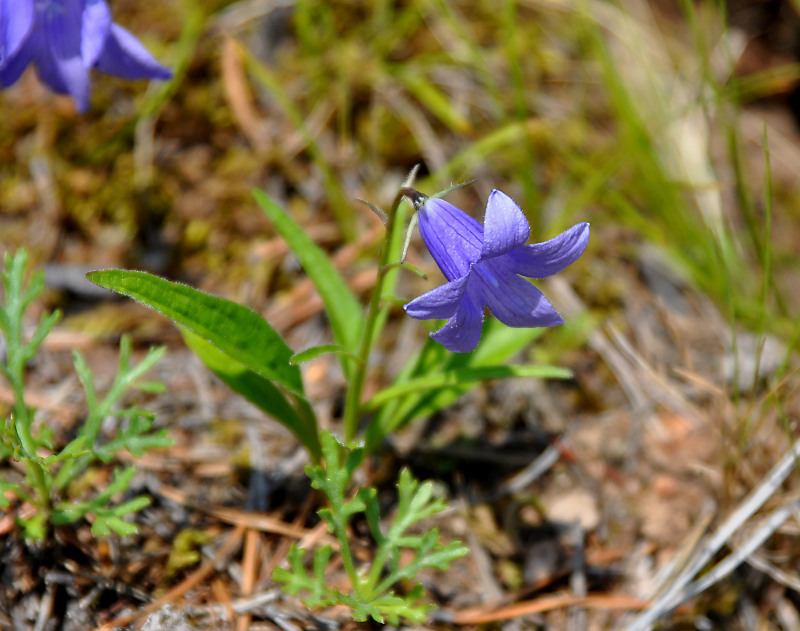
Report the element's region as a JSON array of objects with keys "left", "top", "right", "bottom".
[
  {"left": 392, "top": 69, "right": 473, "bottom": 134},
  {"left": 87, "top": 269, "right": 303, "bottom": 396},
  {"left": 242, "top": 50, "right": 354, "bottom": 239},
  {"left": 253, "top": 189, "right": 364, "bottom": 374}
]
